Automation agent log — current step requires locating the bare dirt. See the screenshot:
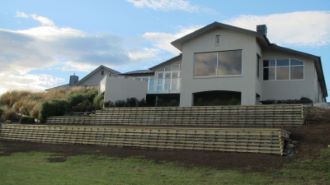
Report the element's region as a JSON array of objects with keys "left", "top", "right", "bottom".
[{"left": 0, "top": 120, "right": 329, "bottom": 171}]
